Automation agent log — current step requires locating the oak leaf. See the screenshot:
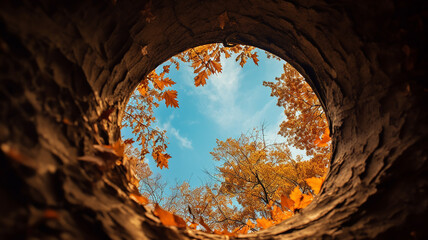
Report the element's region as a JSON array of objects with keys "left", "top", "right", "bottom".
[
  {"left": 152, "top": 150, "right": 171, "bottom": 169},
  {"left": 162, "top": 90, "right": 179, "bottom": 108},
  {"left": 209, "top": 60, "right": 222, "bottom": 73},
  {"left": 194, "top": 70, "right": 208, "bottom": 87}
]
